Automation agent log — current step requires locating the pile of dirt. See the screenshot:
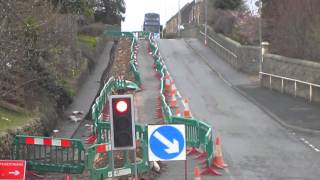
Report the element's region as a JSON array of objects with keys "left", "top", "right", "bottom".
[{"left": 110, "top": 37, "right": 135, "bottom": 82}]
